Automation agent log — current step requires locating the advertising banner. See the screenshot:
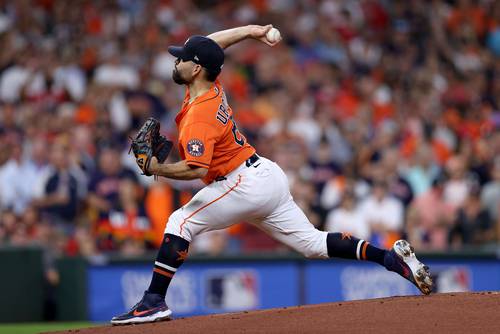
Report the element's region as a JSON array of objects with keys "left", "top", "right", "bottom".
[
  {"left": 305, "top": 259, "right": 500, "bottom": 304},
  {"left": 88, "top": 262, "right": 299, "bottom": 322},
  {"left": 88, "top": 258, "right": 500, "bottom": 321}
]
